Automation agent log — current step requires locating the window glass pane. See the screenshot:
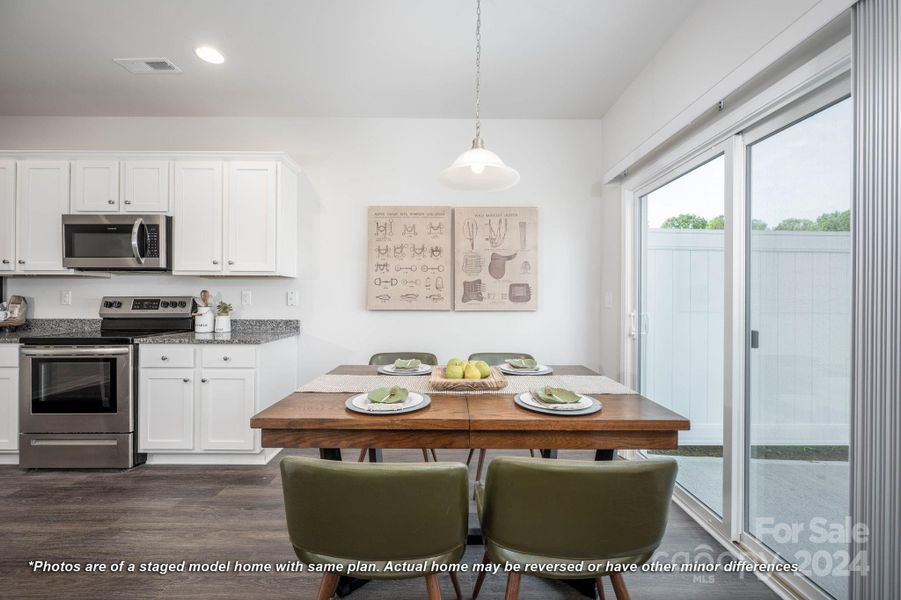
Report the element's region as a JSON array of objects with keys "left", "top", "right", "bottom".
[
  {"left": 746, "top": 97, "right": 851, "bottom": 600},
  {"left": 641, "top": 154, "right": 725, "bottom": 517}
]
